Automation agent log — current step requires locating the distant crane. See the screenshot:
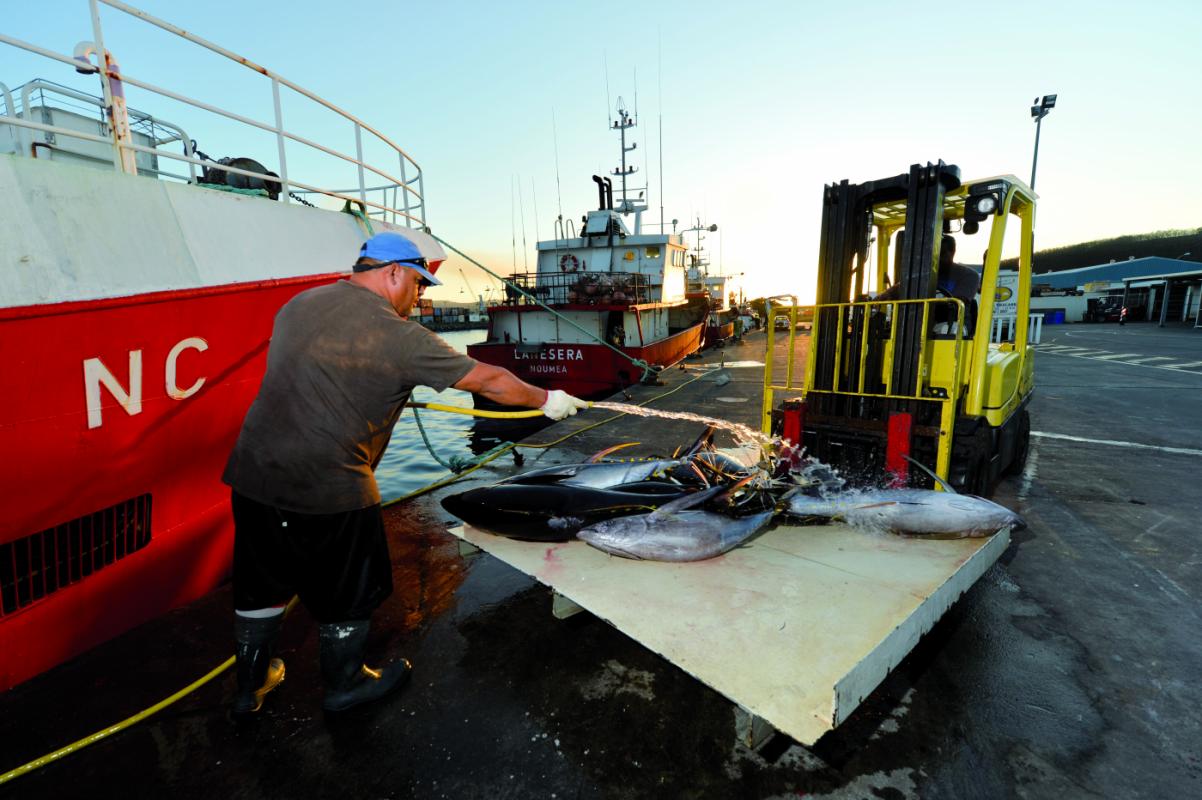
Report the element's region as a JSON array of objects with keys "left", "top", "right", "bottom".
[{"left": 459, "top": 269, "right": 485, "bottom": 316}]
